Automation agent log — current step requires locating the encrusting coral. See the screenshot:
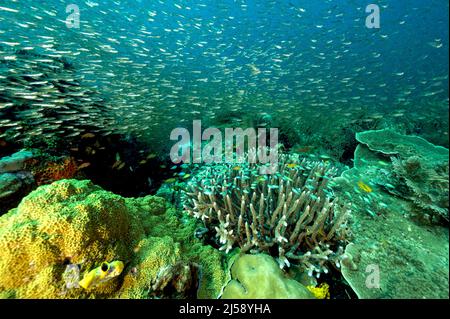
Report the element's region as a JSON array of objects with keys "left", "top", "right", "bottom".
[
  {"left": 182, "top": 152, "right": 351, "bottom": 277},
  {"left": 0, "top": 179, "right": 227, "bottom": 299},
  {"left": 26, "top": 156, "right": 80, "bottom": 186}
]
